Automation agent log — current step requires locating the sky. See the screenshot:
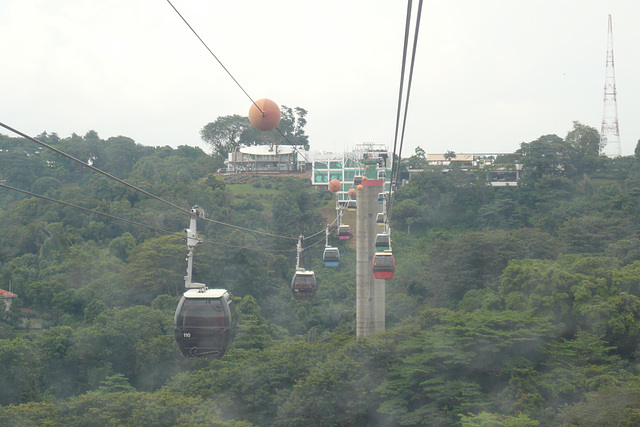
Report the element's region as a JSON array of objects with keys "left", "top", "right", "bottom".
[{"left": 2, "top": 0, "right": 639, "bottom": 158}]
